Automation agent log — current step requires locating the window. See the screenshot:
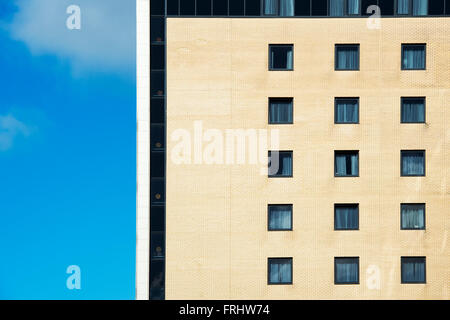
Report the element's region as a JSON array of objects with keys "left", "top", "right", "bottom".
[
  {"left": 295, "top": 0, "right": 310, "bottom": 15},
  {"left": 268, "top": 205, "right": 293, "bottom": 230},
  {"left": 180, "top": 0, "right": 195, "bottom": 15},
  {"left": 402, "top": 44, "right": 426, "bottom": 70},
  {"left": 269, "top": 151, "right": 293, "bottom": 177},
  {"left": 335, "top": 151, "right": 359, "bottom": 177},
  {"left": 269, "top": 45, "right": 293, "bottom": 70},
  {"left": 335, "top": 257, "right": 359, "bottom": 284},
  {"left": 401, "top": 97, "right": 425, "bottom": 123},
  {"left": 268, "top": 258, "right": 292, "bottom": 284},
  {"left": 264, "top": 0, "right": 295, "bottom": 16},
  {"left": 246, "top": 0, "right": 261, "bottom": 15},
  {"left": 329, "top": 0, "right": 360, "bottom": 16},
  {"left": 401, "top": 204, "right": 425, "bottom": 230},
  {"left": 269, "top": 98, "right": 293, "bottom": 124},
  {"left": 197, "top": 0, "right": 212, "bottom": 15},
  {"left": 312, "top": 0, "right": 327, "bottom": 15},
  {"left": 213, "top": 0, "right": 228, "bottom": 15},
  {"left": 335, "top": 44, "right": 359, "bottom": 70},
  {"left": 362, "top": 0, "right": 378, "bottom": 16},
  {"left": 401, "top": 257, "right": 426, "bottom": 283},
  {"left": 397, "top": 0, "right": 410, "bottom": 14},
  {"left": 401, "top": 150, "right": 425, "bottom": 176},
  {"left": 229, "top": 0, "right": 245, "bottom": 15},
  {"left": 335, "top": 98, "right": 359, "bottom": 123},
  {"left": 380, "top": 0, "right": 395, "bottom": 15},
  {"left": 335, "top": 204, "right": 359, "bottom": 230},
  {"left": 413, "top": 0, "right": 428, "bottom": 15}
]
